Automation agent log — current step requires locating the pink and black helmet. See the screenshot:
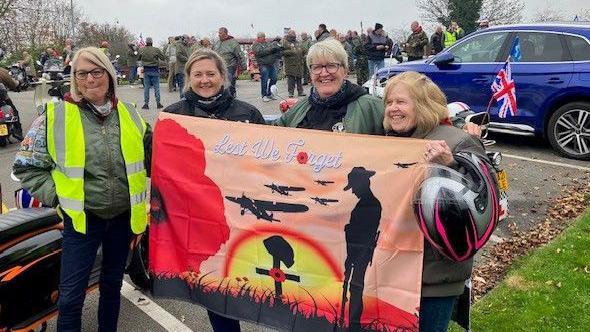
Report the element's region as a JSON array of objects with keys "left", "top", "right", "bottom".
[{"left": 414, "top": 152, "right": 500, "bottom": 262}]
